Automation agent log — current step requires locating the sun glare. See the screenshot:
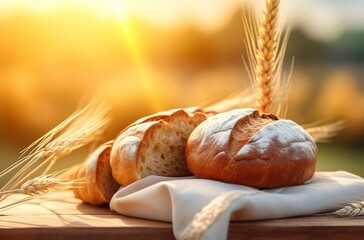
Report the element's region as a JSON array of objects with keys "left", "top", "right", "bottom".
[
  {"left": 113, "top": 1, "right": 127, "bottom": 20},
  {"left": 113, "top": 0, "right": 163, "bottom": 112}
]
